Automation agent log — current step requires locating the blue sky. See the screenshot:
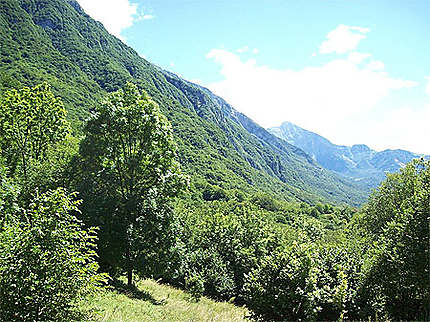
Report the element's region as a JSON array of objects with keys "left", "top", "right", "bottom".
[{"left": 77, "top": 0, "right": 430, "bottom": 154}]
